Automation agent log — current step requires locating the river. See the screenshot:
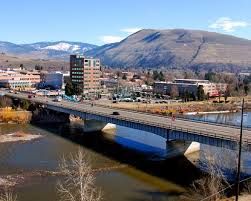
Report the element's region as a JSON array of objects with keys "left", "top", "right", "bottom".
[
  {"left": 185, "top": 111, "right": 251, "bottom": 127},
  {"left": 0, "top": 112, "right": 250, "bottom": 201}
]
